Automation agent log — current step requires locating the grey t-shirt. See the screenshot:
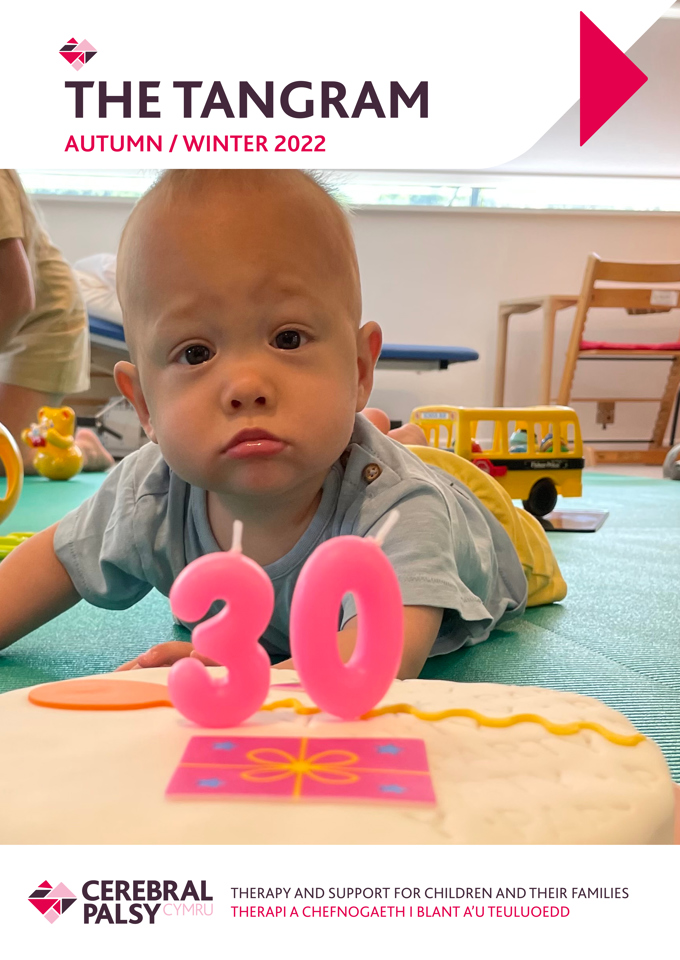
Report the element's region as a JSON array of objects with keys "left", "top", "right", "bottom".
[{"left": 54, "top": 415, "right": 527, "bottom": 658}]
